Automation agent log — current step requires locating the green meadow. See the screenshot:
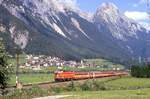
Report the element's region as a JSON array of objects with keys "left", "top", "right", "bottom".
[{"left": 8, "top": 74, "right": 54, "bottom": 86}]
